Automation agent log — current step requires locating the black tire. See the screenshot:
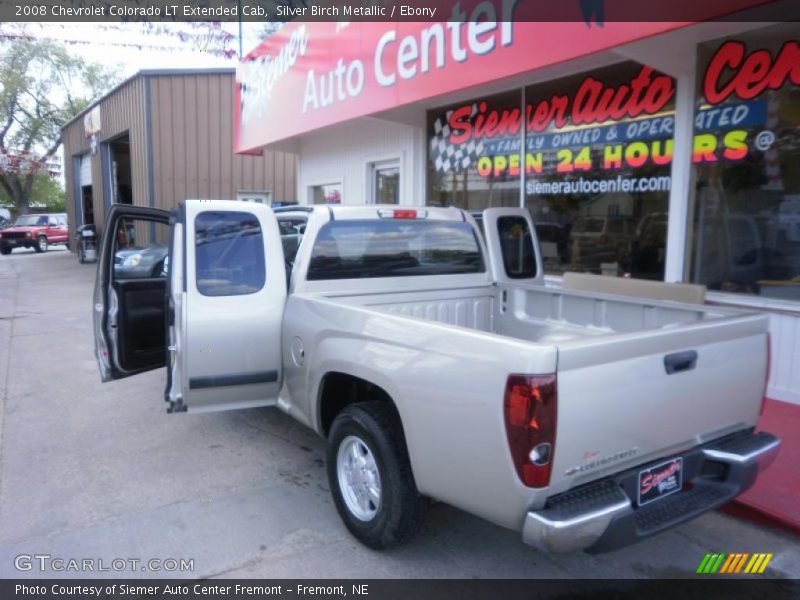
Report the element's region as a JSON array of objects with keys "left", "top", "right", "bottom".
[
  {"left": 327, "top": 402, "right": 425, "bottom": 549},
  {"left": 35, "top": 235, "right": 47, "bottom": 253},
  {"left": 78, "top": 245, "right": 85, "bottom": 264},
  {"left": 0, "top": 246, "right": 11, "bottom": 255}
]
